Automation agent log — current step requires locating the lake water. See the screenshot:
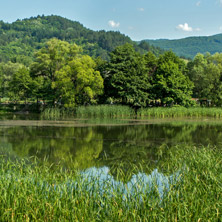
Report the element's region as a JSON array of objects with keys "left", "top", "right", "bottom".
[{"left": 1, "top": 114, "right": 222, "bottom": 176}]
